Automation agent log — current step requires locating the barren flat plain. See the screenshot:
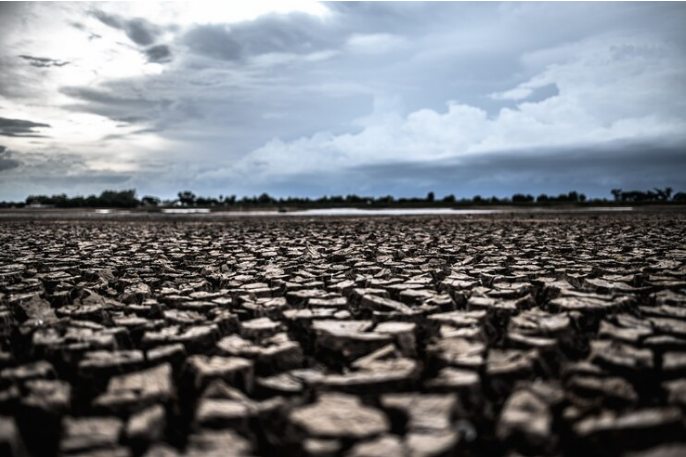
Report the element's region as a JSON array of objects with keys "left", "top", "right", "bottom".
[{"left": 1, "top": 211, "right": 686, "bottom": 457}]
